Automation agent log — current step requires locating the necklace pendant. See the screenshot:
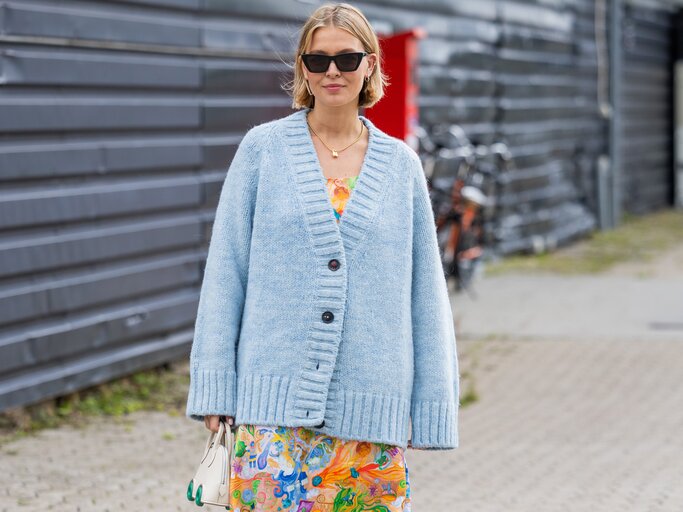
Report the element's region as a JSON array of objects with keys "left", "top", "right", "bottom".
[{"left": 332, "top": 150, "right": 339, "bottom": 158}]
